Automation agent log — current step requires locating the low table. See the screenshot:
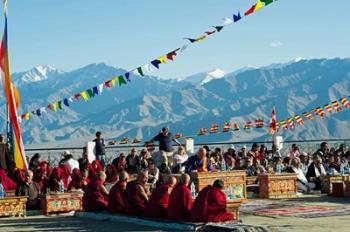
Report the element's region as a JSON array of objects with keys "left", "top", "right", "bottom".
[
  {"left": 40, "top": 192, "right": 83, "bottom": 215},
  {"left": 258, "top": 173, "right": 297, "bottom": 199},
  {"left": 0, "top": 196, "right": 27, "bottom": 217},
  {"left": 227, "top": 199, "right": 243, "bottom": 220}
]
